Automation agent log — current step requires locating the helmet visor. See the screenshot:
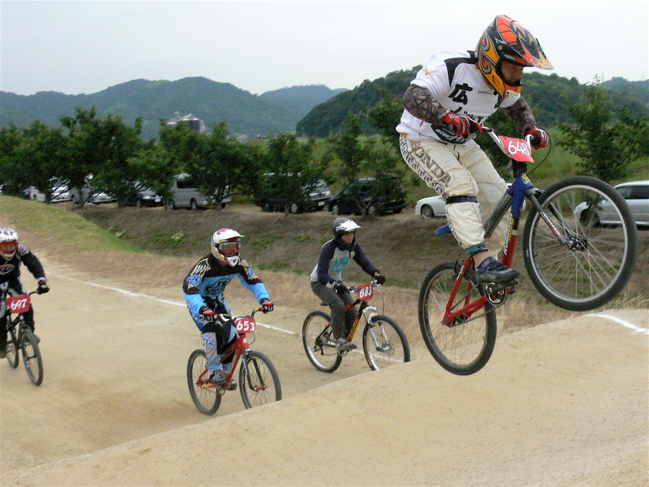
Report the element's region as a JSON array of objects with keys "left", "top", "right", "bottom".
[{"left": 219, "top": 241, "right": 241, "bottom": 256}]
